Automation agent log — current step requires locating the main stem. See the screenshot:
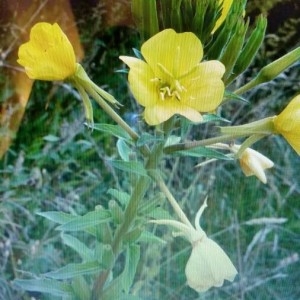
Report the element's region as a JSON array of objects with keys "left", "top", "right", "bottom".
[{"left": 91, "top": 142, "right": 165, "bottom": 299}]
